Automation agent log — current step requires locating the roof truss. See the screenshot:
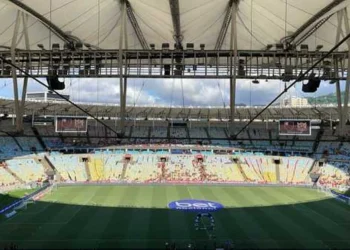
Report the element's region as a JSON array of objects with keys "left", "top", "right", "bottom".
[
  {"left": 169, "top": 0, "right": 182, "bottom": 49},
  {"left": 125, "top": 0, "right": 149, "bottom": 49},
  {"left": 286, "top": 0, "right": 345, "bottom": 47},
  {"left": 7, "top": 0, "right": 76, "bottom": 45}
]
